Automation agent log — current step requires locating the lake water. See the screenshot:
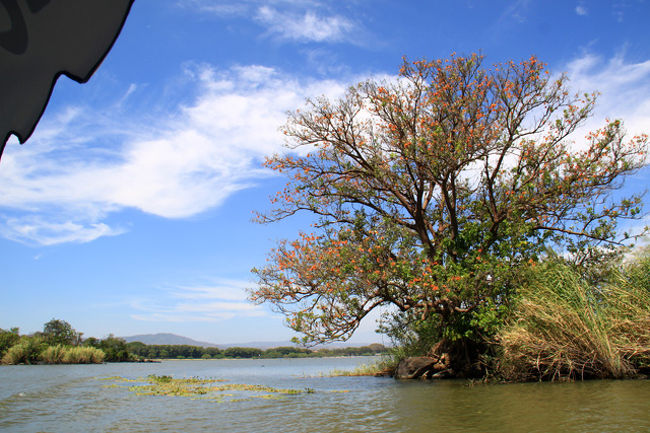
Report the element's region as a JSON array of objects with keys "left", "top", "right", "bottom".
[{"left": 0, "top": 357, "right": 648, "bottom": 432}]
